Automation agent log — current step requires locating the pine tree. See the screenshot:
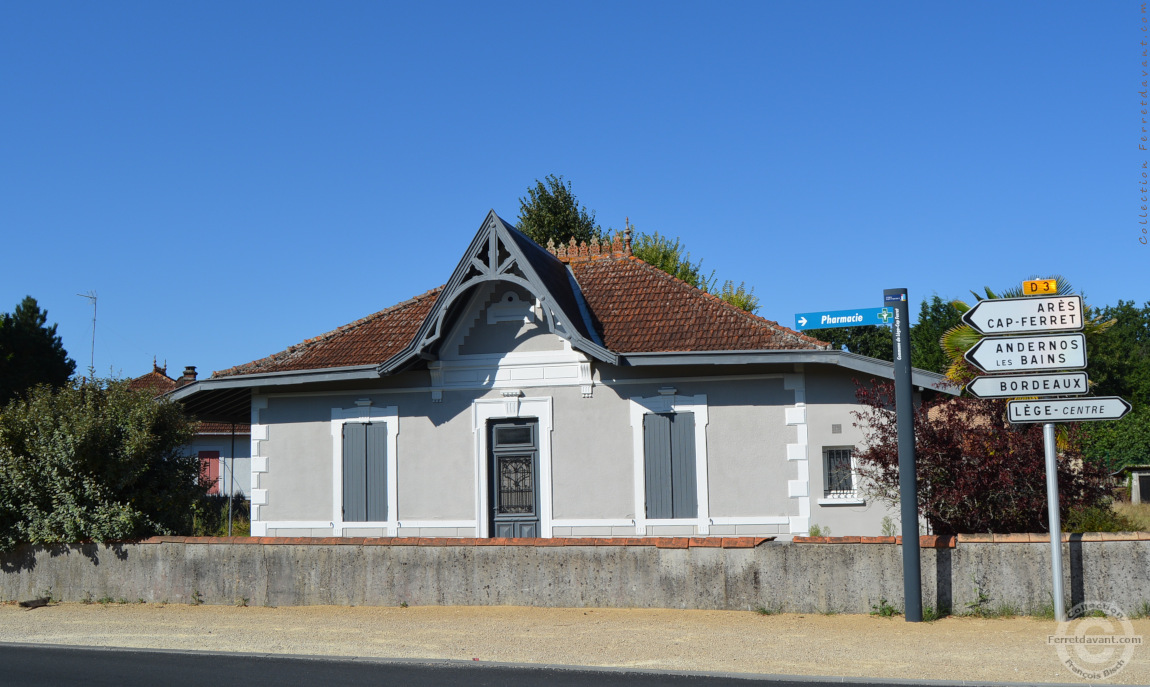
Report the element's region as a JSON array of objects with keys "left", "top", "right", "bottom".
[{"left": 0, "top": 296, "right": 76, "bottom": 406}]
